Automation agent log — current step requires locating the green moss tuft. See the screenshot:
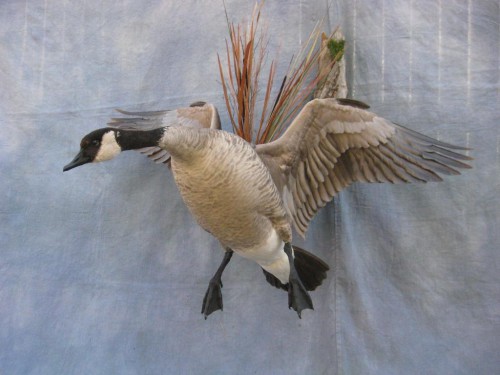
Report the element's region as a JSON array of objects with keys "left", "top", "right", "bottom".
[{"left": 327, "top": 39, "right": 345, "bottom": 60}]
